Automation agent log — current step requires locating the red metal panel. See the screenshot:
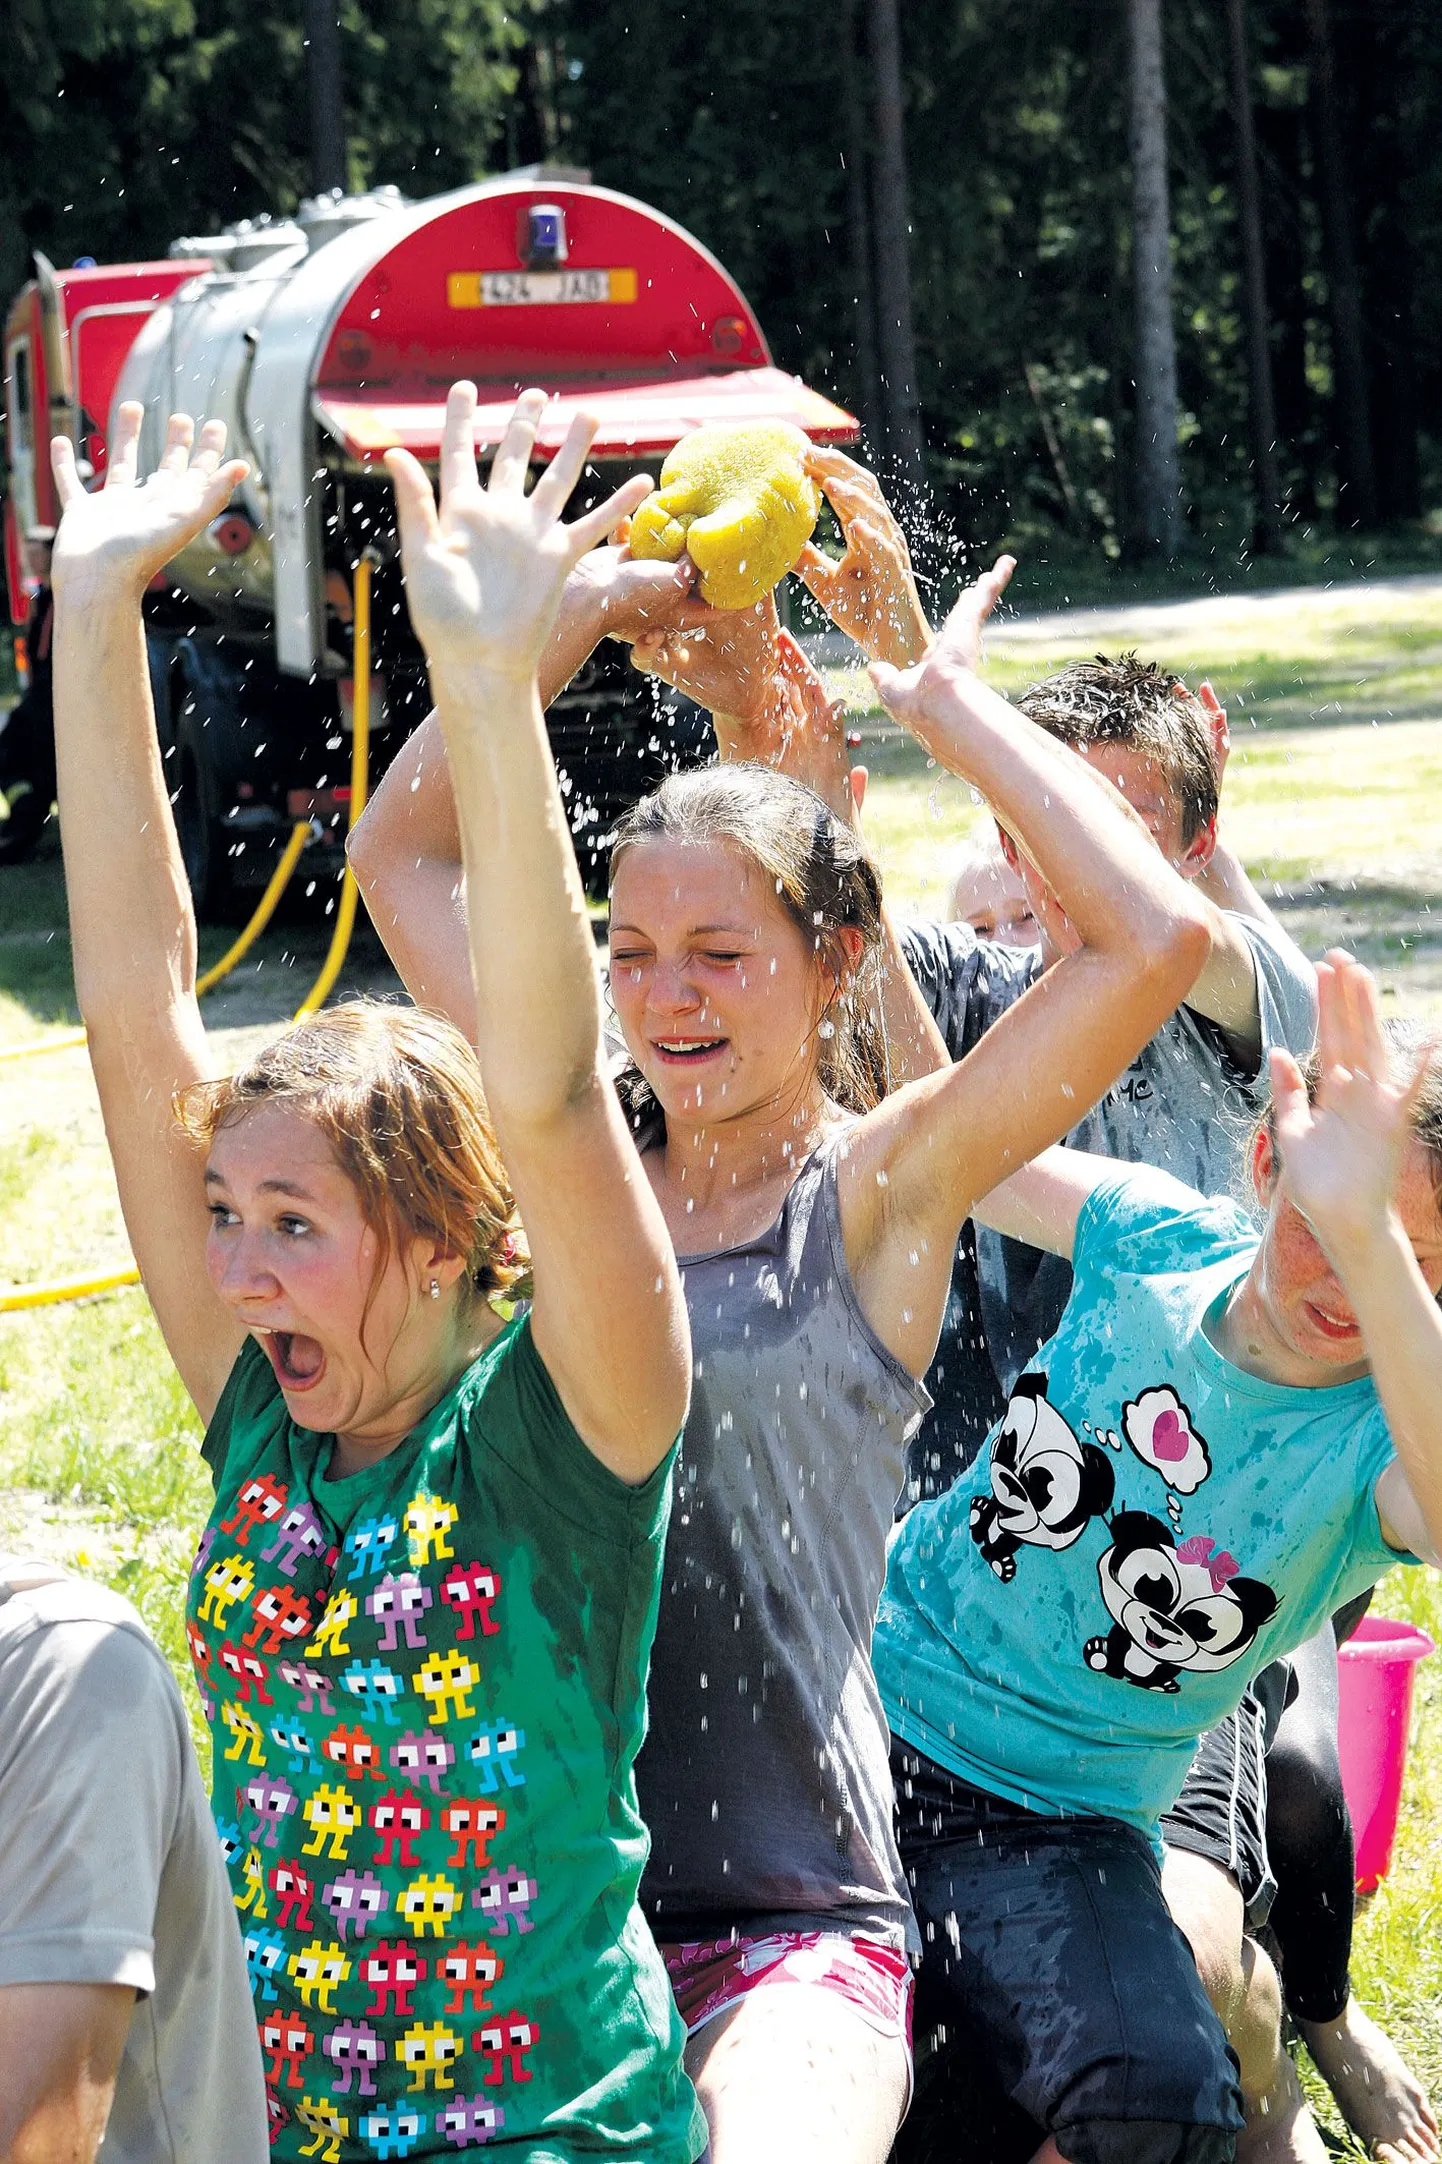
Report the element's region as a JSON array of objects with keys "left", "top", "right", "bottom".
[
  {"left": 315, "top": 365, "right": 859, "bottom": 463},
  {"left": 315, "top": 183, "right": 773, "bottom": 395}
]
